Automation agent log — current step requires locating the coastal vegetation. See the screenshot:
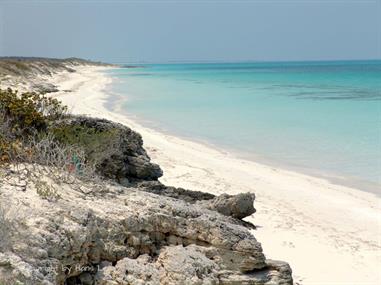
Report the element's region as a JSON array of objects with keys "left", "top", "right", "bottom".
[
  {"left": 0, "top": 57, "right": 111, "bottom": 78},
  {"left": 0, "top": 88, "right": 68, "bottom": 164}
]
